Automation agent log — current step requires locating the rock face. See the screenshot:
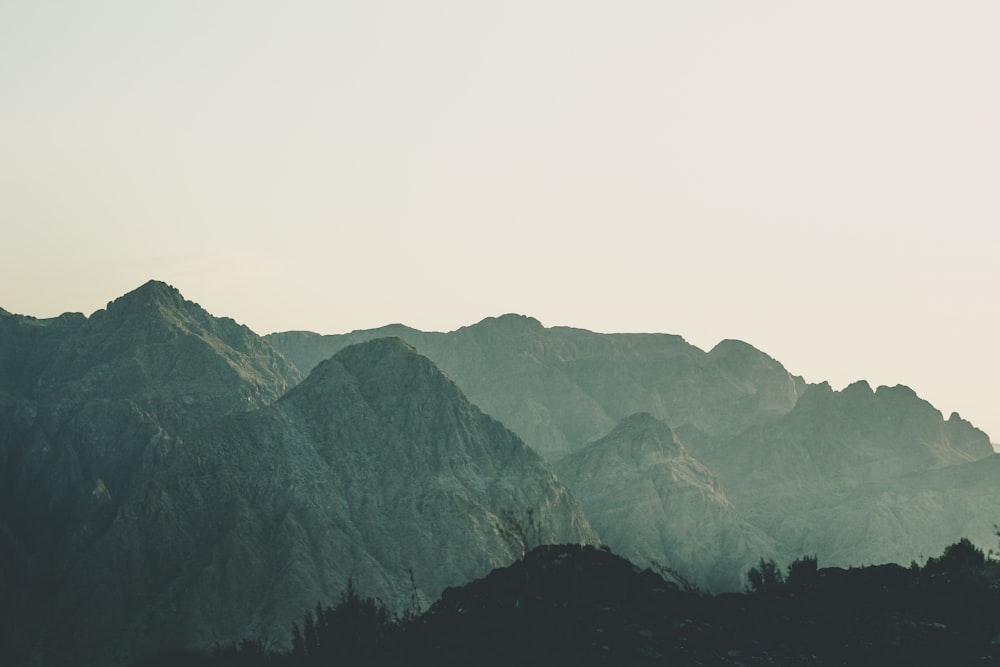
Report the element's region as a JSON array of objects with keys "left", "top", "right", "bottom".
[{"left": 555, "top": 413, "right": 773, "bottom": 592}]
